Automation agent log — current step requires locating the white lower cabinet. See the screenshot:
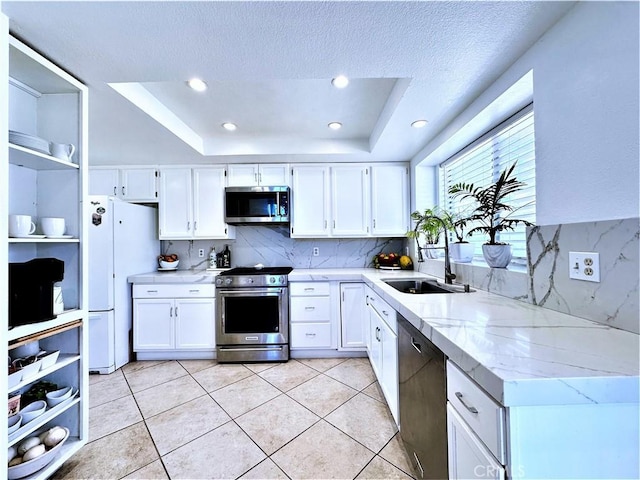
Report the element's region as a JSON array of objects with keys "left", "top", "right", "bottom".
[
  {"left": 133, "top": 284, "right": 215, "bottom": 358},
  {"left": 289, "top": 282, "right": 335, "bottom": 349},
  {"left": 447, "top": 404, "right": 505, "bottom": 480},
  {"left": 339, "top": 282, "right": 367, "bottom": 350},
  {"left": 365, "top": 286, "right": 399, "bottom": 424}
]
